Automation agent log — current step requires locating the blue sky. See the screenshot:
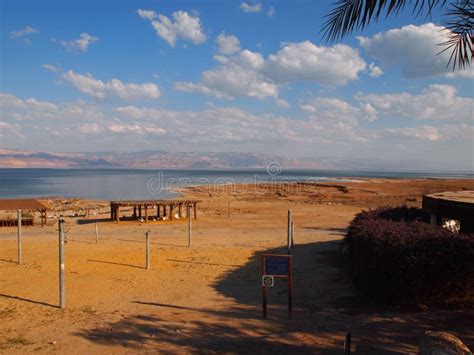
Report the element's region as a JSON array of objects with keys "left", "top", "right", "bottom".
[{"left": 0, "top": 0, "right": 473, "bottom": 170}]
